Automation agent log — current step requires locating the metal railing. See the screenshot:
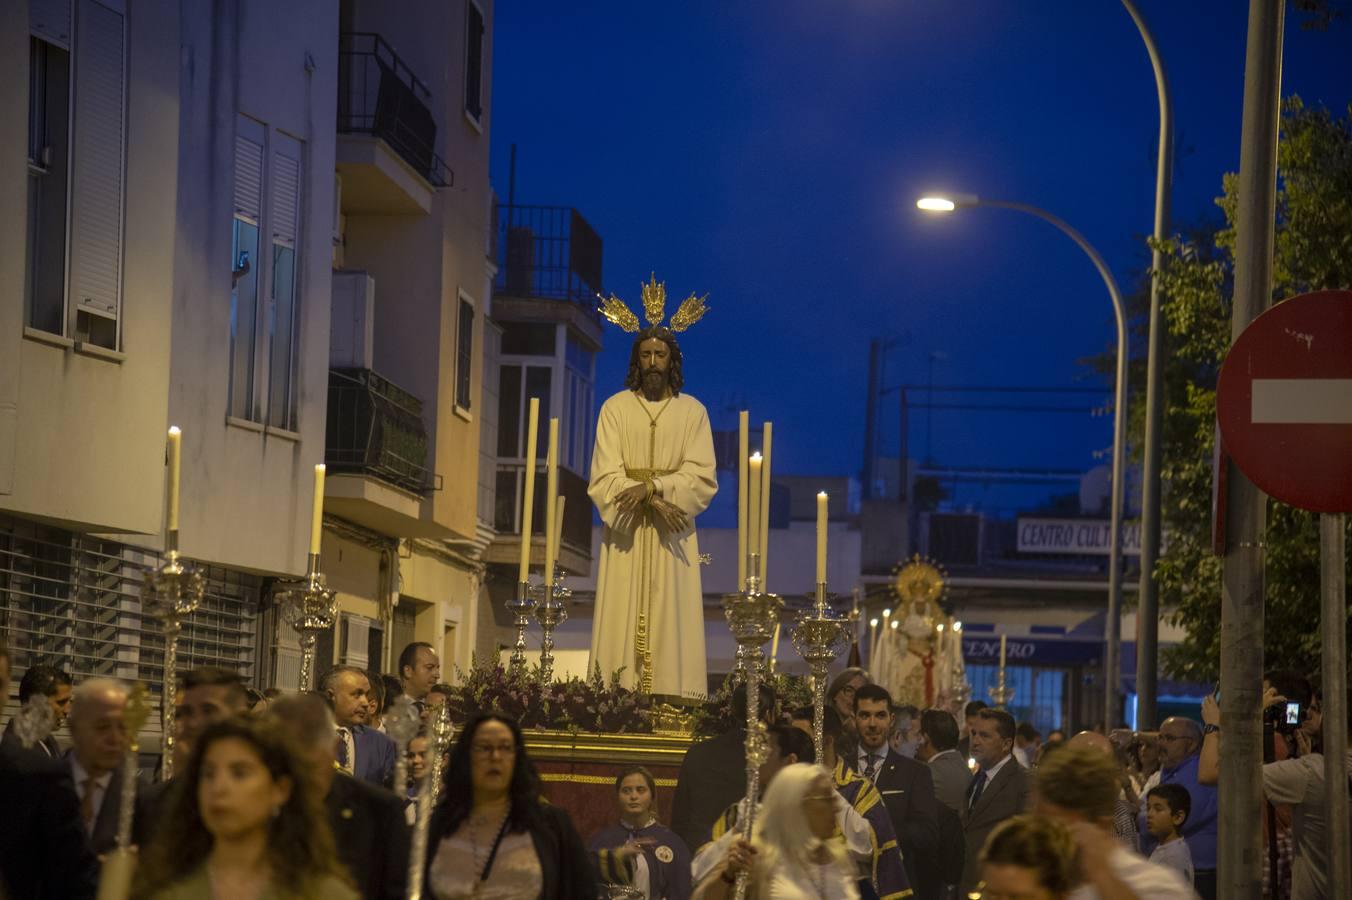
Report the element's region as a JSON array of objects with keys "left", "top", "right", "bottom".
[
  {"left": 494, "top": 205, "right": 603, "bottom": 316},
  {"left": 337, "top": 32, "right": 454, "bottom": 188},
  {"left": 493, "top": 462, "right": 592, "bottom": 556},
  {"left": 326, "top": 368, "right": 442, "bottom": 495}
]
